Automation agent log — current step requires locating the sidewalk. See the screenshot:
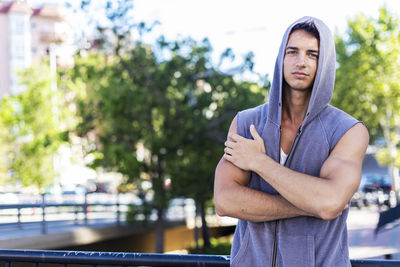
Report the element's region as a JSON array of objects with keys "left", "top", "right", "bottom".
[
  {"left": 0, "top": 218, "right": 186, "bottom": 250},
  {"left": 0, "top": 219, "right": 132, "bottom": 249},
  {"left": 348, "top": 206, "right": 400, "bottom": 260}
]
